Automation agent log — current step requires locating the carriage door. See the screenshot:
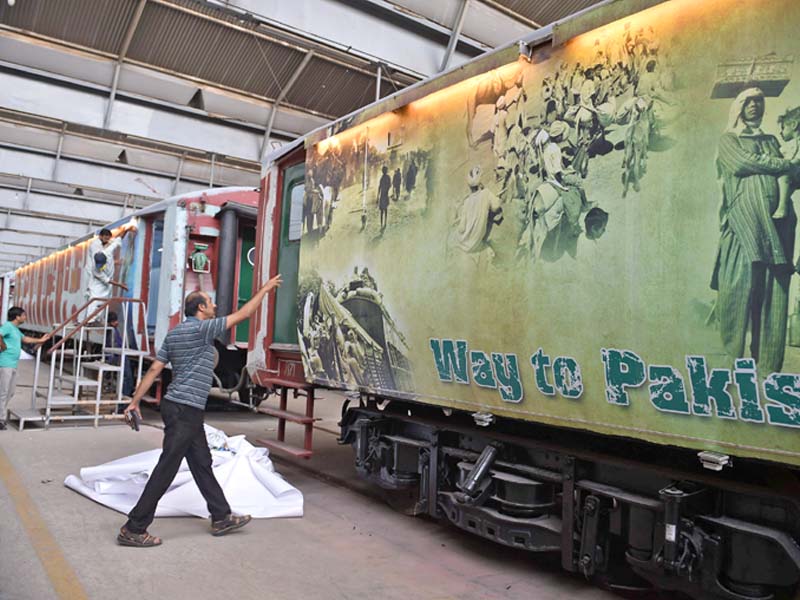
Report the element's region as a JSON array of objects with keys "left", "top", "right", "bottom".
[
  {"left": 235, "top": 225, "right": 256, "bottom": 343},
  {"left": 272, "top": 163, "right": 305, "bottom": 345},
  {"left": 146, "top": 219, "right": 164, "bottom": 334}
]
